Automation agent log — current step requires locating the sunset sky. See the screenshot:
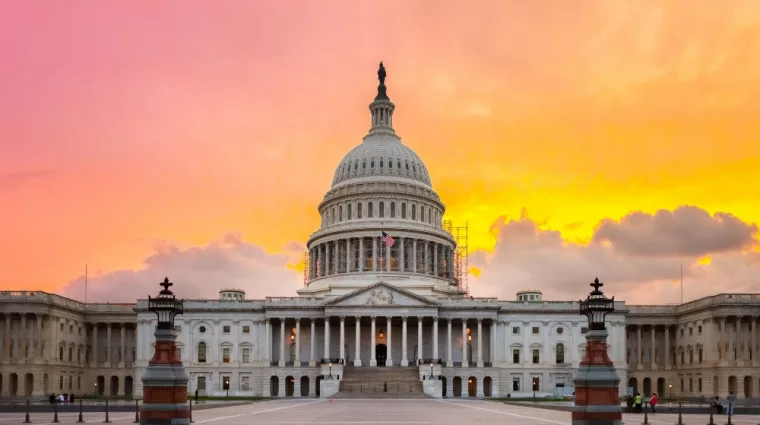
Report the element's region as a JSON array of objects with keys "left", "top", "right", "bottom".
[{"left": 1, "top": 0, "right": 758, "bottom": 304}]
